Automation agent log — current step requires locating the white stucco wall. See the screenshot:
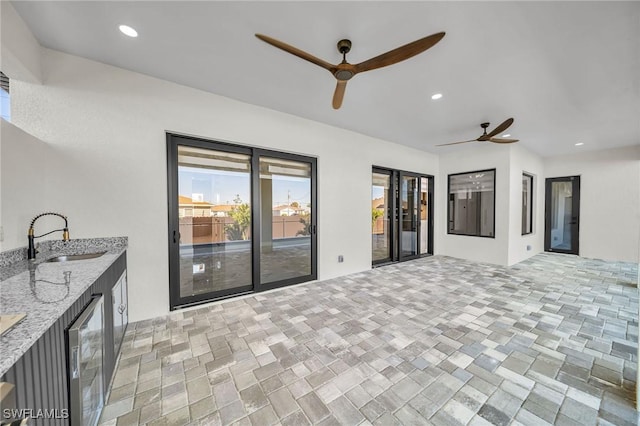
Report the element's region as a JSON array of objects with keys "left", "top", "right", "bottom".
[
  {"left": 507, "top": 144, "right": 545, "bottom": 265},
  {"left": 0, "top": 2, "right": 42, "bottom": 83},
  {"left": 0, "top": 119, "right": 54, "bottom": 251},
  {"left": 544, "top": 145, "right": 640, "bottom": 263},
  {"left": 437, "top": 144, "right": 511, "bottom": 266}
]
